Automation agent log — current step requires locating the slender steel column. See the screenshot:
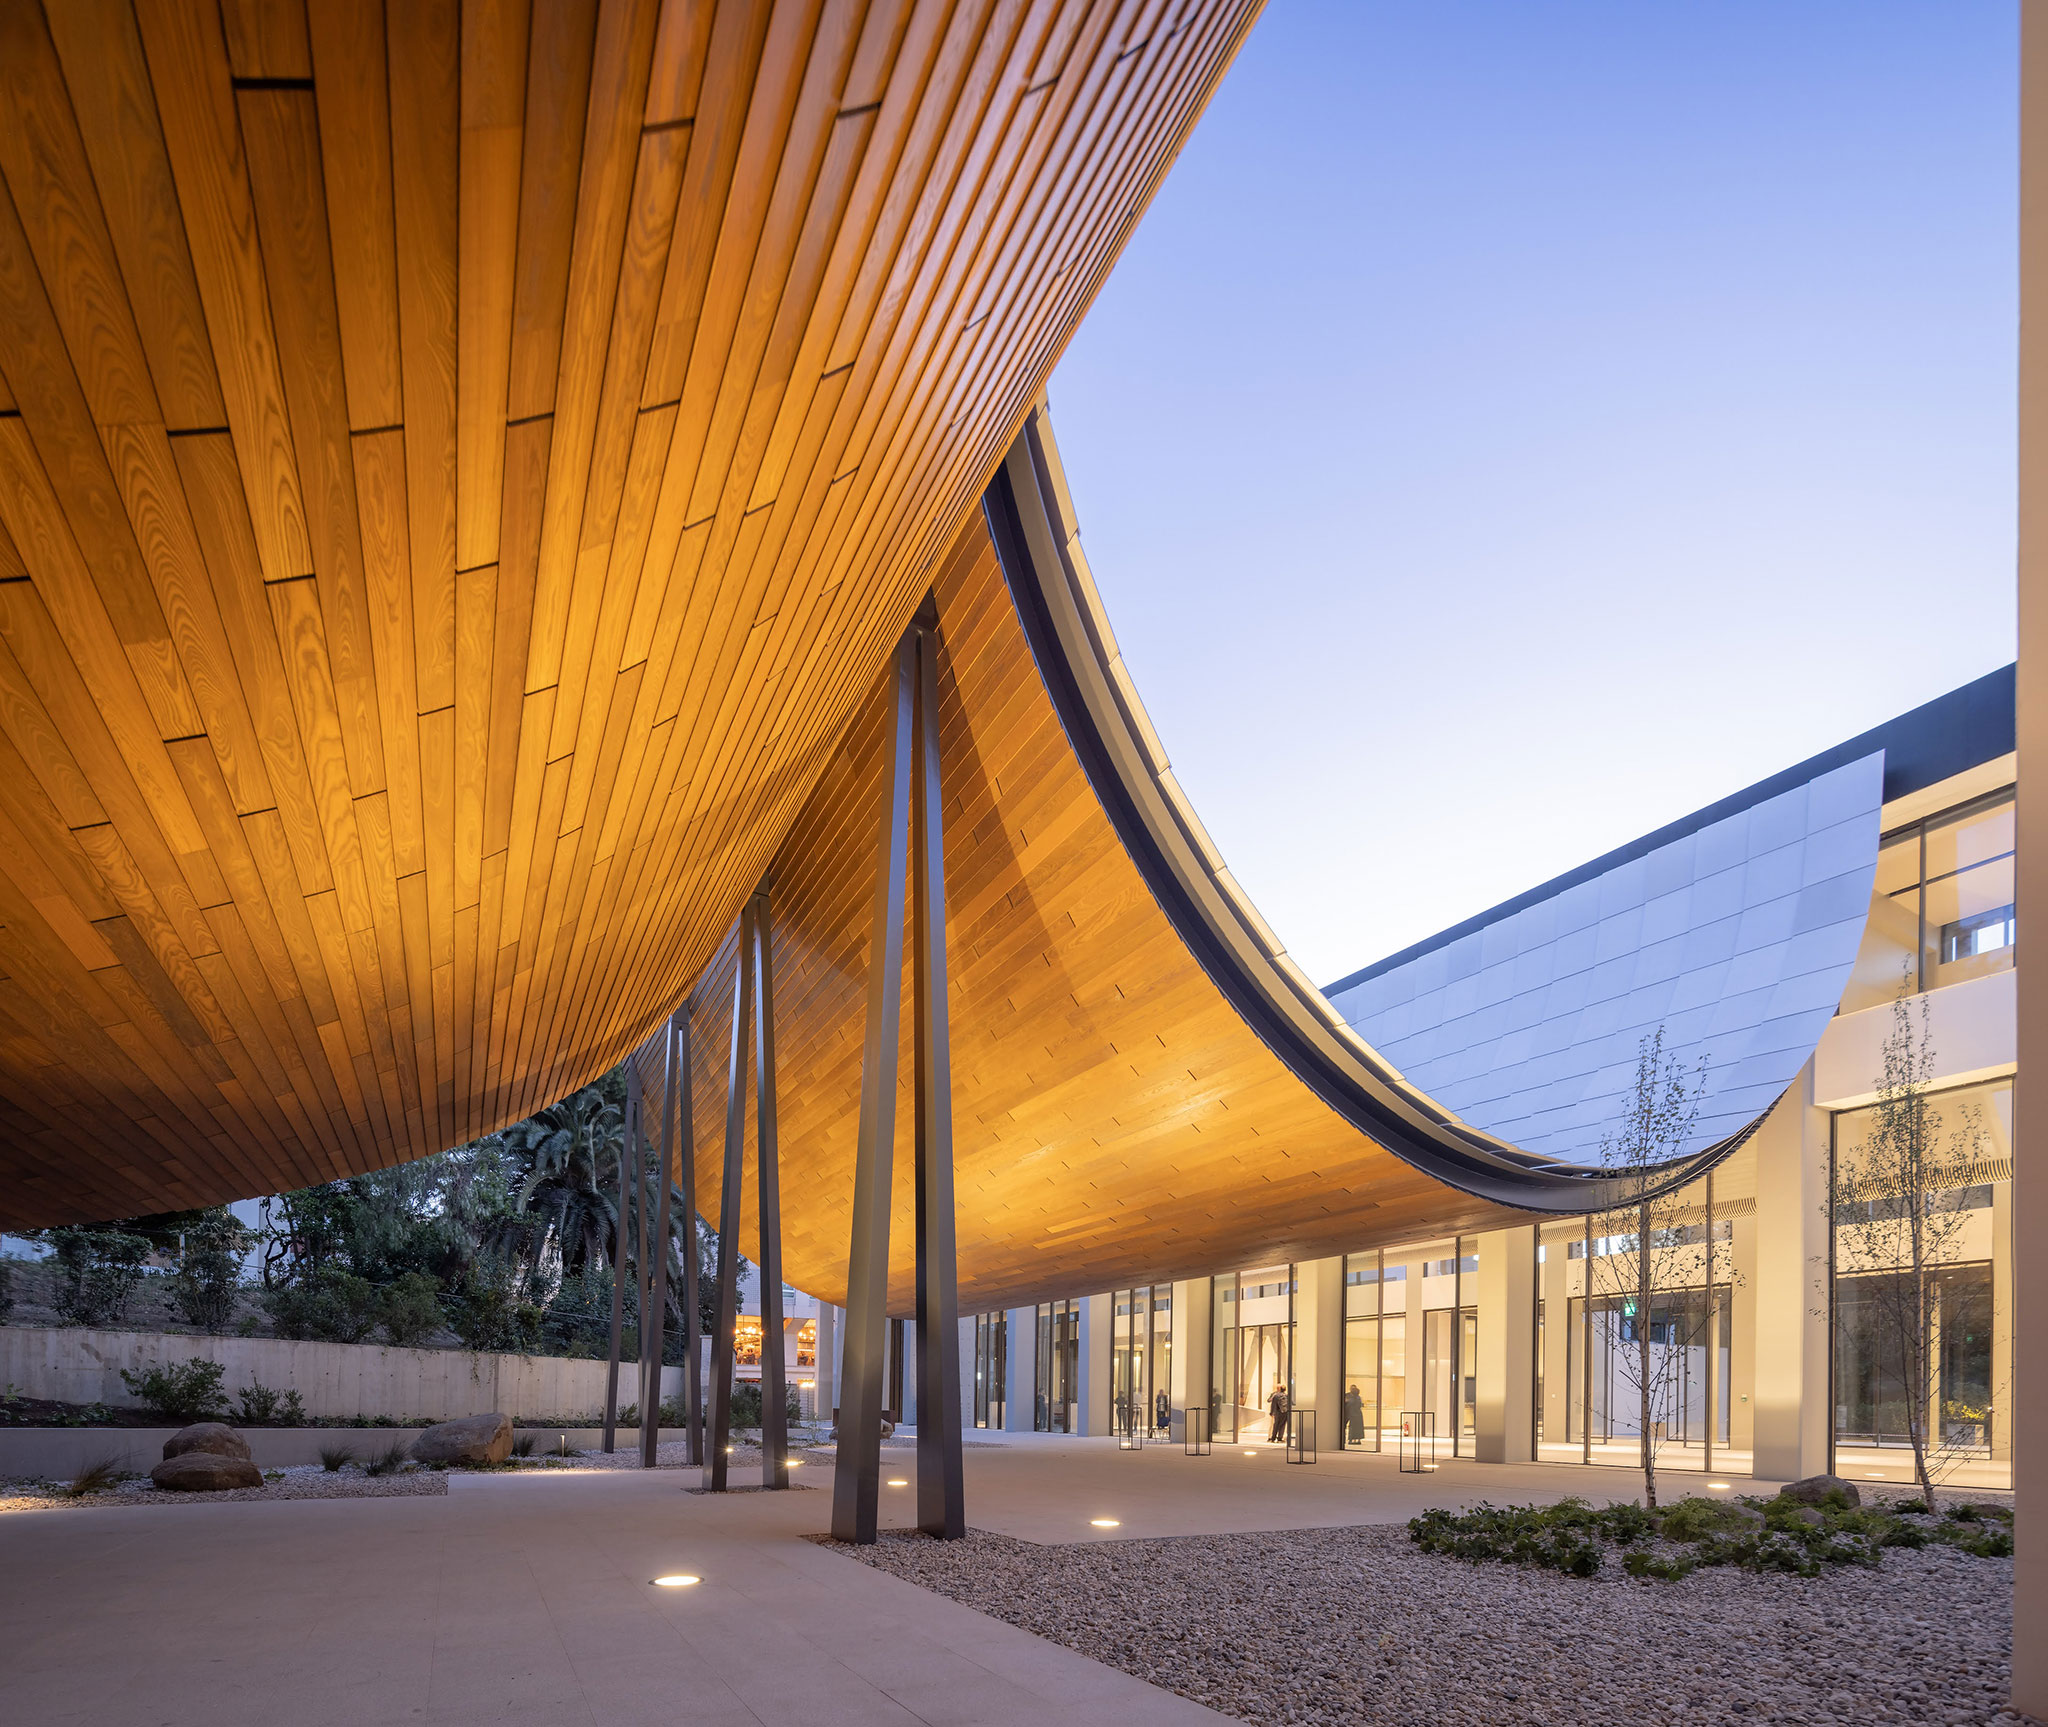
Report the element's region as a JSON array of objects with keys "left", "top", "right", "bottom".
[
  {"left": 603, "top": 1070, "right": 631, "bottom": 1453},
  {"left": 754, "top": 891, "right": 788, "bottom": 1488},
  {"left": 705, "top": 904, "right": 754, "bottom": 1492},
  {"left": 674, "top": 1008, "right": 702, "bottom": 1464},
  {"left": 643, "top": 1013, "right": 678, "bottom": 1468},
  {"left": 627, "top": 1070, "right": 650, "bottom": 1438},
  {"left": 830, "top": 633, "right": 916, "bottom": 1544},
  {"left": 911, "top": 619, "right": 965, "bottom": 1538}
]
